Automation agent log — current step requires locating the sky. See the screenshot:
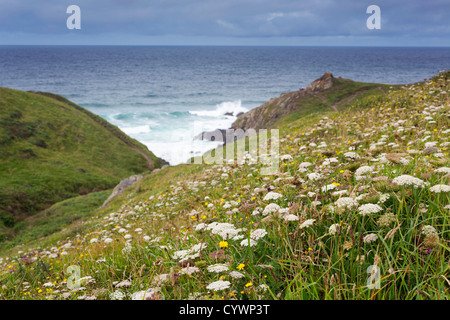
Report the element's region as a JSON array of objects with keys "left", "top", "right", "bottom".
[{"left": 0, "top": 0, "right": 449, "bottom": 46}]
